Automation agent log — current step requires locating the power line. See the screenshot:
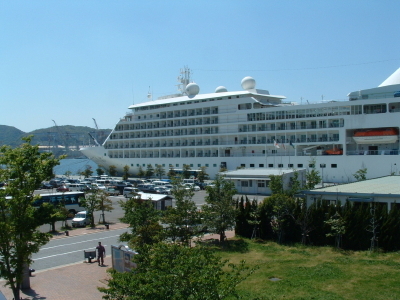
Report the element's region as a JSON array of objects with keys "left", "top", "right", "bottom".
[{"left": 194, "top": 58, "right": 400, "bottom": 72}]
